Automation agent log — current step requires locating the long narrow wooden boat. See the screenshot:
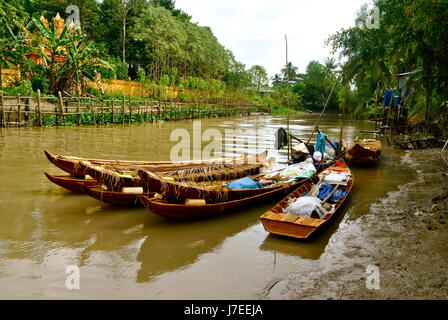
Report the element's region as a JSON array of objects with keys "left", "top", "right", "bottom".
[
  {"left": 345, "top": 139, "right": 382, "bottom": 165},
  {"left": 260, "top": 163, "right": 354, "bottom": 239},
  {"left": 79, "top": 152, "right": 268, "bottom": 192},
  {"left": 138, "top": 158, "right": 334, "bottom": 204},
  {"left": 139, "top": 182, "right": 302, "bottom": 219},
  {"left": 43, "top": 172, "right": 98, "bottom": 193},
  {"left": 44, "top": 150, "right": 266, "bottom": 177},
  {"left": 81, "top": 185, "right": 154, "bottom": 207}
]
